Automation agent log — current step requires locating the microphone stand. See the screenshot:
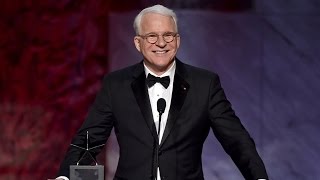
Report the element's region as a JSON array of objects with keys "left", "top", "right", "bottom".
[
  {"left": 156, "top": 111, "right": 163, "bottom": 180},
  {"left": 155, "top": 98, "right": 166, "bottom": 180}
]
